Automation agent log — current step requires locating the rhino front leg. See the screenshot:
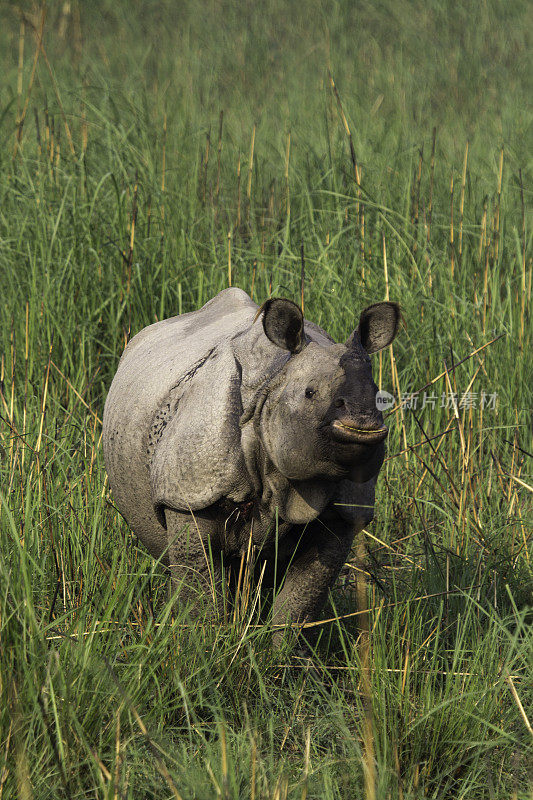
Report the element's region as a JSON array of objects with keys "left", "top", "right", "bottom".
[
  {"left": 271, "top": 514, "right": 356, "bottom": 651},
  {"left": 164, "top": 508, "right": 225, "bottom": 620}
]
